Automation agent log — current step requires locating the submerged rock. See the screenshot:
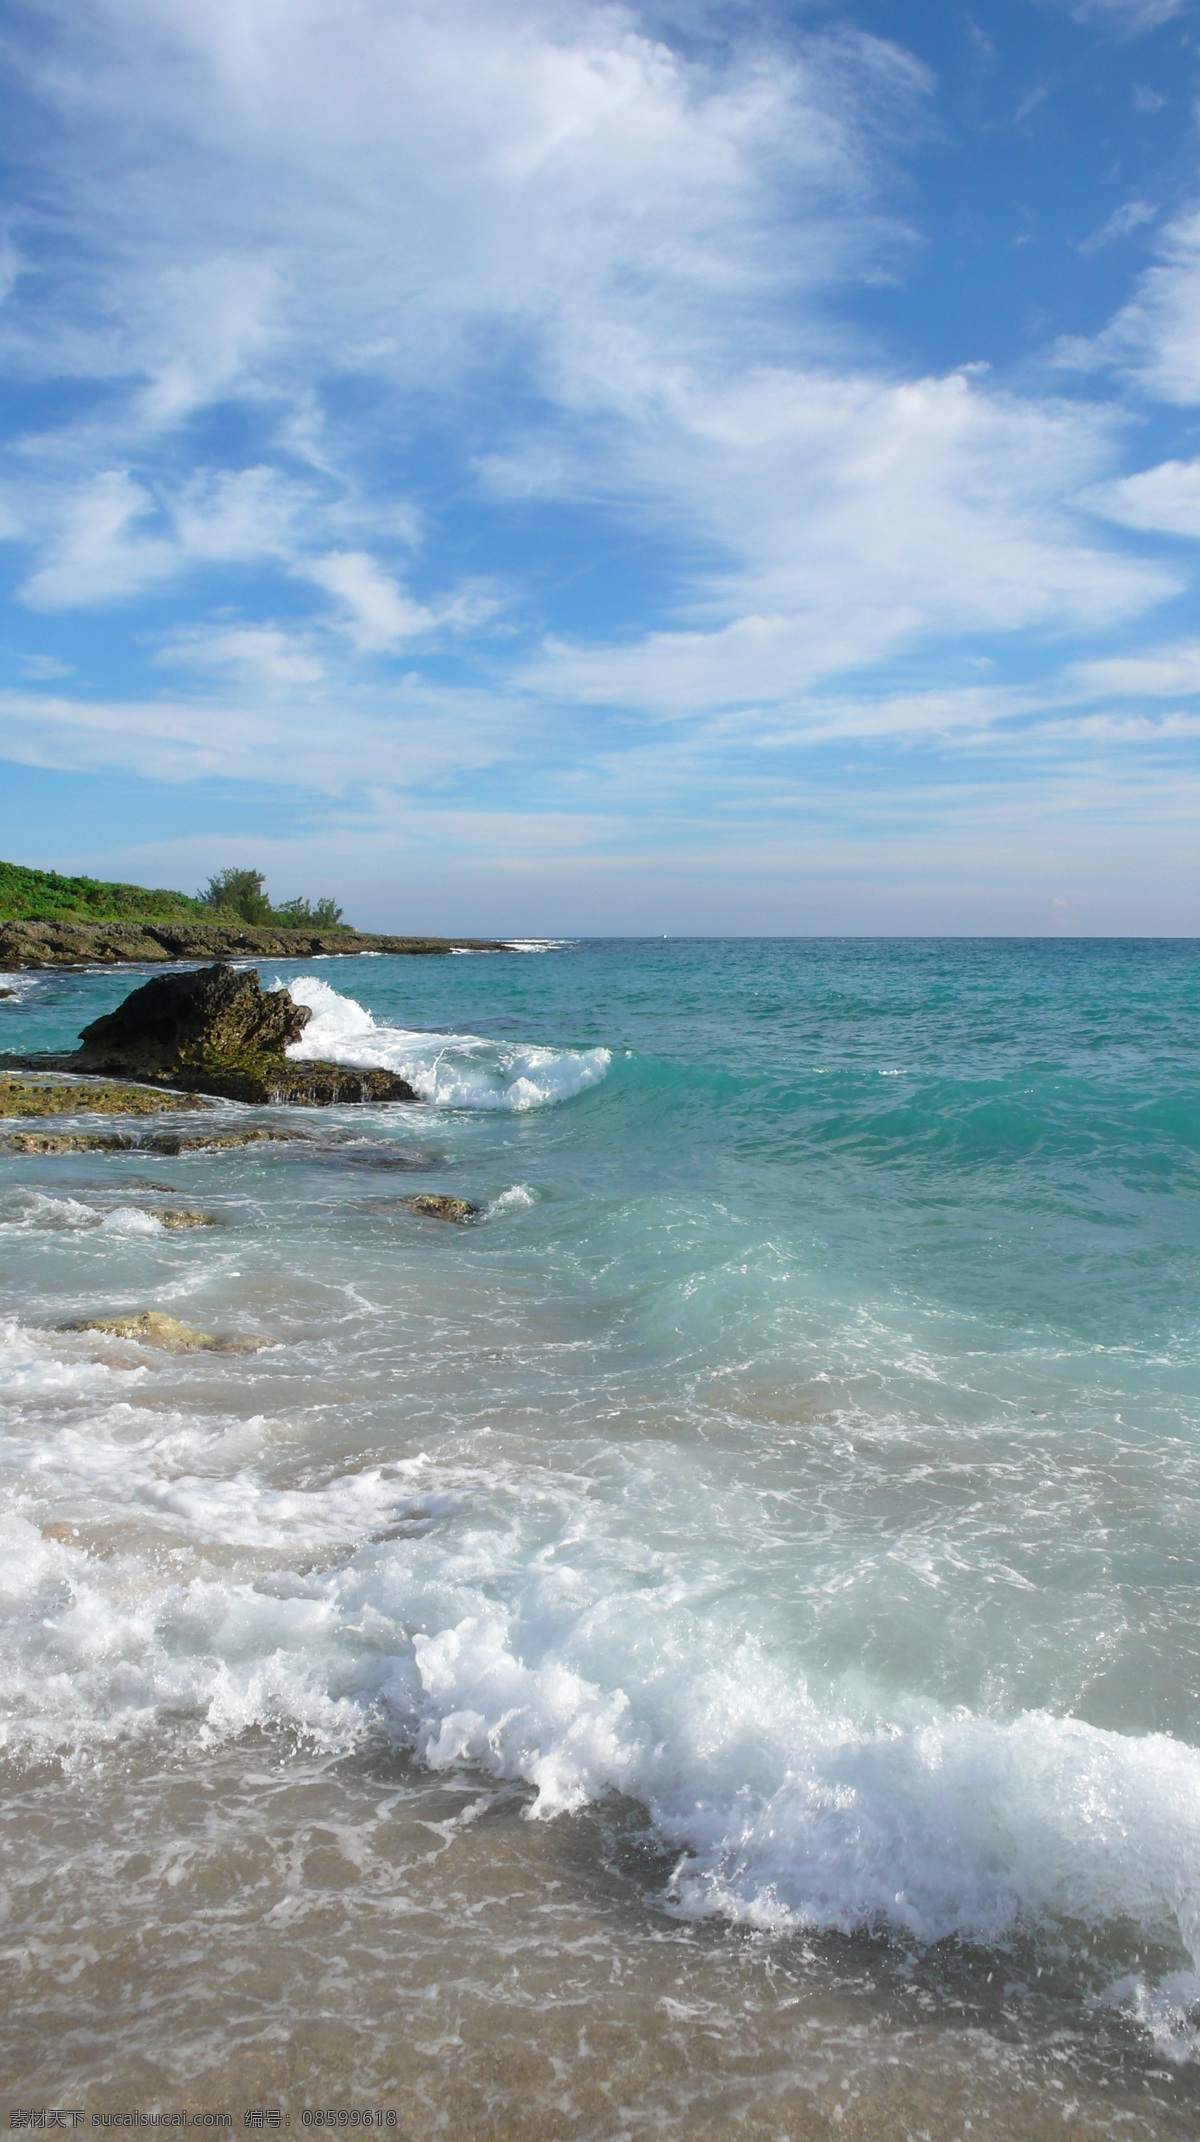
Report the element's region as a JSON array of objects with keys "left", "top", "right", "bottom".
[
  {"left": 4, "top": 1124, "right": 313, "bottom": 1155},
  {"left": 0, "top": 1074, "right": 203, "bottom": 1119},
  {"left": 5, "top": 1131, "right": 141, "bottom": 1153},
  {"left": 75, "top": 963, "right": 417, "bottom": 1105},
  {"left": 402, "top": 1193, "right": 481, "bottom": 1223},
  {"left": 64, "top": 1310, "right": 268, "bottom": 1353},
  {"left": 150, "top": 1207, "right": 218, "bottom": 1229}
]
